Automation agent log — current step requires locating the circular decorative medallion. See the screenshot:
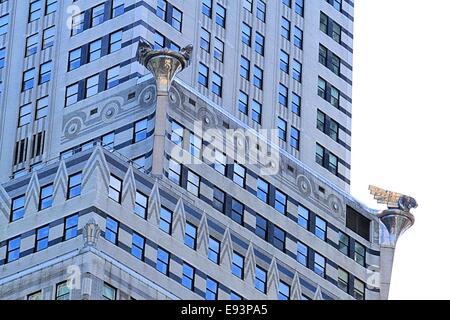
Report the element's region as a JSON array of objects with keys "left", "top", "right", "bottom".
[
  {"left": 64, "top": 117, "right": 83, "bottom": 139},
  {"left": 197, "top": 107, "right": 218, "bottom": 129},
  {"left": 101, "top": 102, "right": 120, "bottom": 123},
  {"left": 139, "top": 84, "right": 157, "bottom": 106},
  {"left": 327, "top": 194, "right": 344, "bottom": 218},
  {"left": 296, "top": 175, "right": 312, "bottom": 197}
]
